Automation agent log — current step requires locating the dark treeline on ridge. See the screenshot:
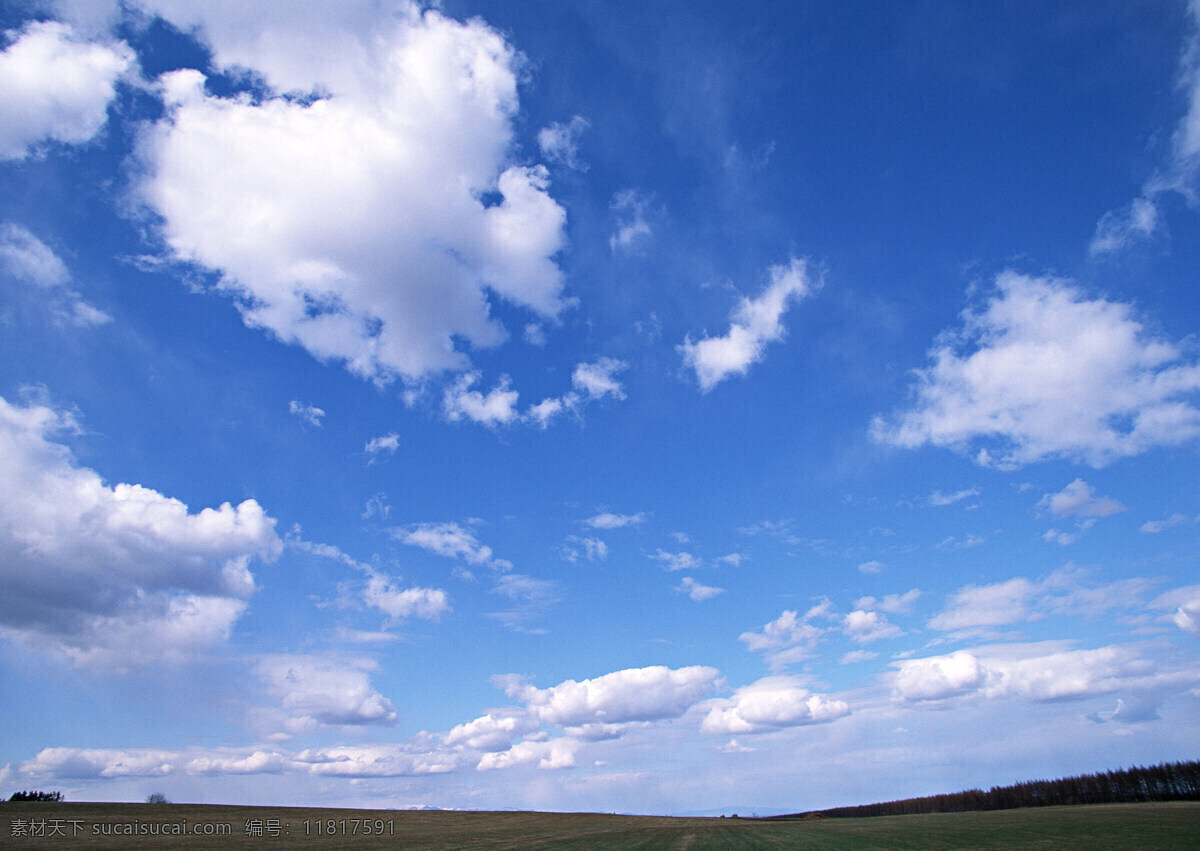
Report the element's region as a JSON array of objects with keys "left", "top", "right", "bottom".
[{"left": 772, "top": 760, "right": 1200, "bottom": 820}]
